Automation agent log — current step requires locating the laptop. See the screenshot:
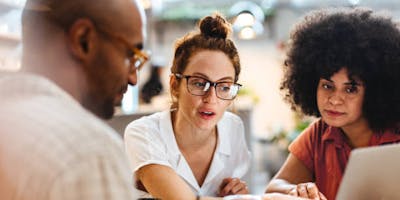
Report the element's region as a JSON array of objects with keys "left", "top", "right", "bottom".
[{"left": 336, "top": 143, "right": 400, "bottom": 200}]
